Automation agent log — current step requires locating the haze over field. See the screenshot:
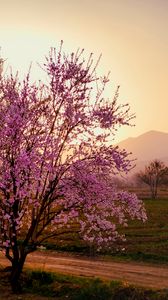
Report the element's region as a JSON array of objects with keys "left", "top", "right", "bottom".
[
  {"left": 118, "top": 130, "right": 168, "bottom": 174},
  {"left": 0, "top": 0, "right": 168, "bottom": 142}
]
